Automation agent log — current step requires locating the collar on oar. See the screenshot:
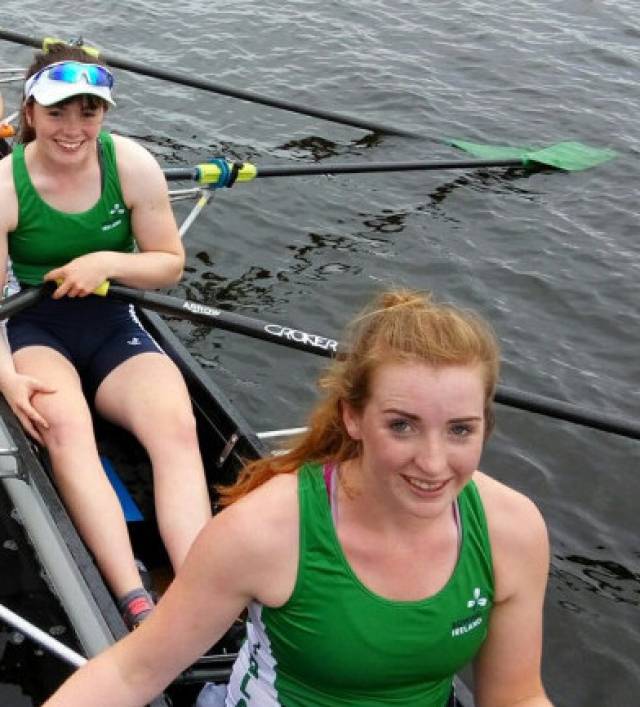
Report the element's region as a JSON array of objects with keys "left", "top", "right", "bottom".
[{"left": 198, "top": 158, "right": 252, "bottom": 188}]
